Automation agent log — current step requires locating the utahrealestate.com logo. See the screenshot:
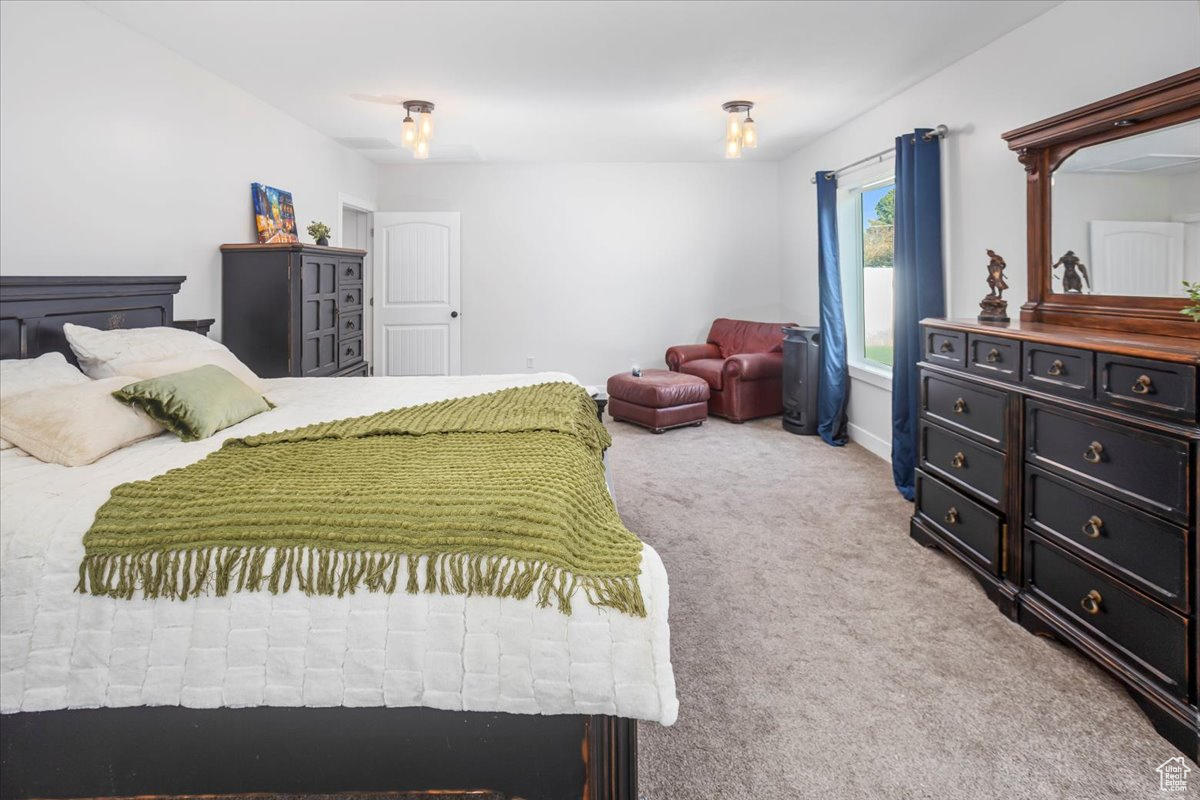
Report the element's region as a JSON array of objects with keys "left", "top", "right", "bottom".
[{"left": 1156, "top": 757, "right": 1191, "bottom": 792}]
